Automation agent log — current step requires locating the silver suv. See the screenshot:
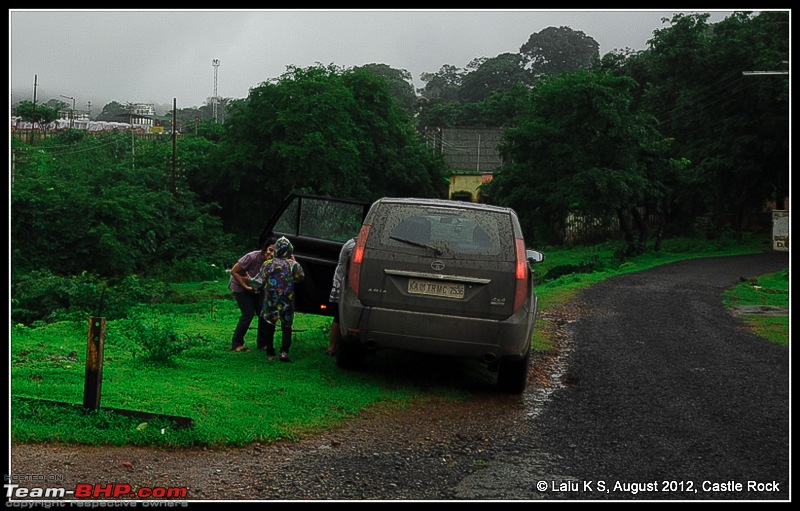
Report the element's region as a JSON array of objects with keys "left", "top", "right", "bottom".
[{"left": 338, "top": 197, "right": 544, "bottom": 393}]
